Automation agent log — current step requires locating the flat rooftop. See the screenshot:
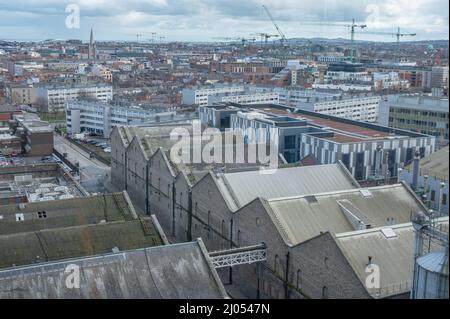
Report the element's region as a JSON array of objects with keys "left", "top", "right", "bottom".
[
  {"left": 405, "top": 146, "right": 449, "bottom": 179},
  {"left": 226, "top": 103, "right": 429, "bottom": 143}
]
